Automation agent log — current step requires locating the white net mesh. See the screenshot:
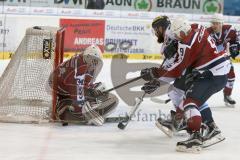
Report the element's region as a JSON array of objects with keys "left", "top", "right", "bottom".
[{"left": 0, "top": 26, "right": 61, "bottom": 123}]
